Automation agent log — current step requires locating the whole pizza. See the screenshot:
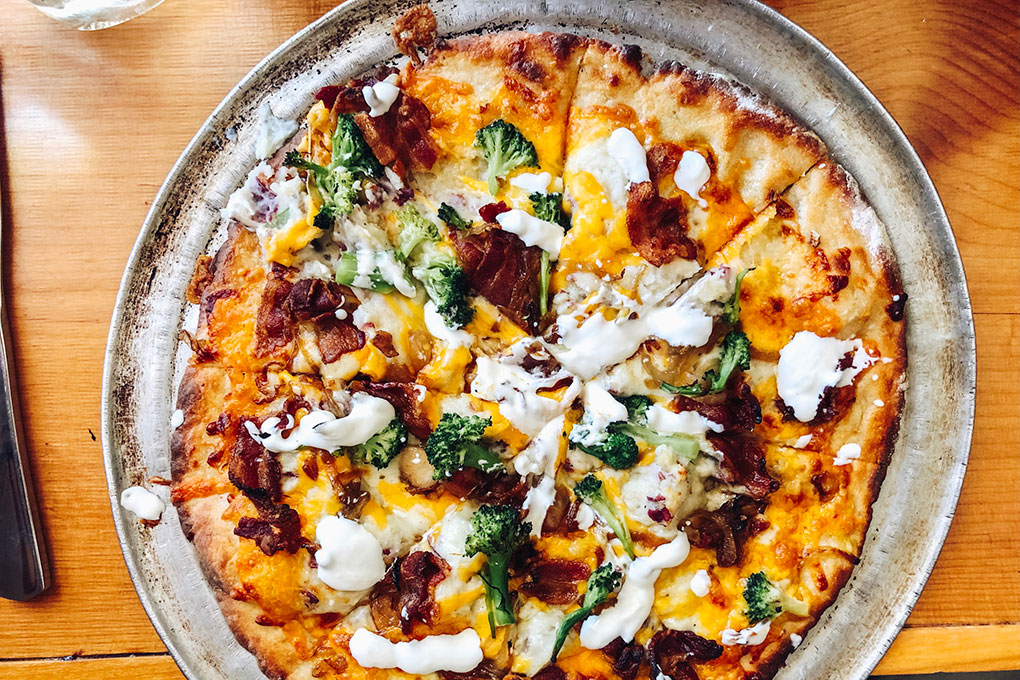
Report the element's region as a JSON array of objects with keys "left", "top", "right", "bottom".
[{"left": 166, "top": 6, "right": 907, "bottom": 680}]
